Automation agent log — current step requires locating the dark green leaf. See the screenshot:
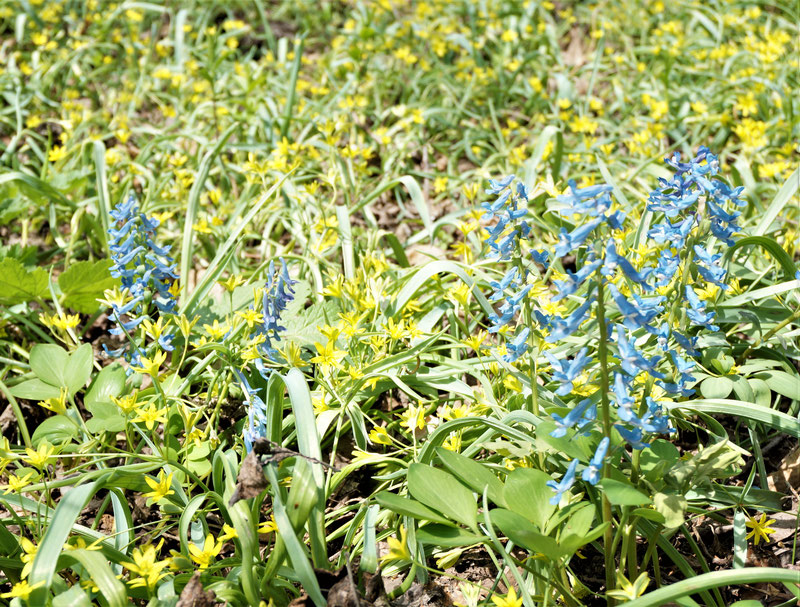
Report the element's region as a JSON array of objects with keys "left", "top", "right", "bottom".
[
  {"left": 490, "top": 508, "right": 565, "bottom": 559},
  {"left": 0, "top": 257, "right": 49, "bottom": 304},
  {"left": 436, "top": 447, "right": 505, "bottom": 508},
  {"left": 58, "top": 259, "right": 119, "bottom": 314},
  {"left": 374, "top": 492, "right": 452, "bottom": 526},
  {"left": 415, "top": 524, "right": 485, "bottom": 548},
  {"left": 503, "top": 468, "right": 556, "bottom": 530}
]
